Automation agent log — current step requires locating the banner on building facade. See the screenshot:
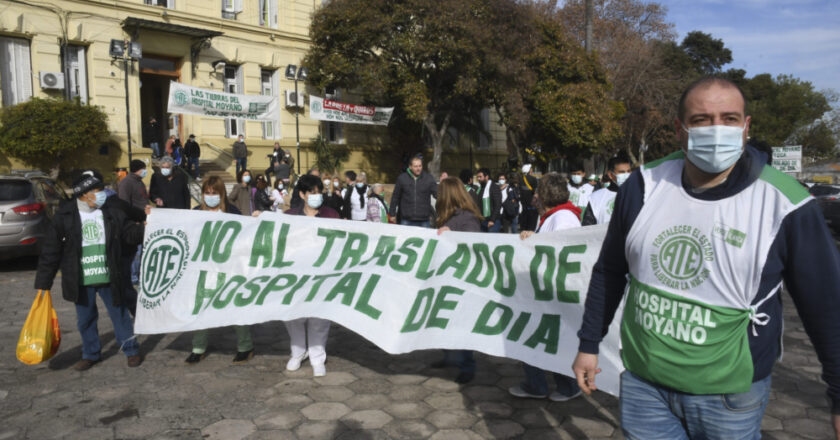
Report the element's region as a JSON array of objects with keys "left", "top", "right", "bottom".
[
  {"left": 772, "top": 145, "right": 802, "bottom": 173},
  {"left": 309, "top": 95, "right": 394, "bottom": 126},
  {"left": 167, "top": 81, "right": 279, "bottom": 122},
  {"left": 135, "top": 209, "right": 623, "bottom": 395}
]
